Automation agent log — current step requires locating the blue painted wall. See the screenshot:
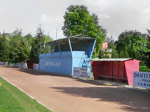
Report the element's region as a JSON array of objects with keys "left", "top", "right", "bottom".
[
  {"left": 39, "top": 52, "right": 72, "bottom": 75},
  {"left": 39, "top": 37, "right": 96, "bottom": 76}
]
